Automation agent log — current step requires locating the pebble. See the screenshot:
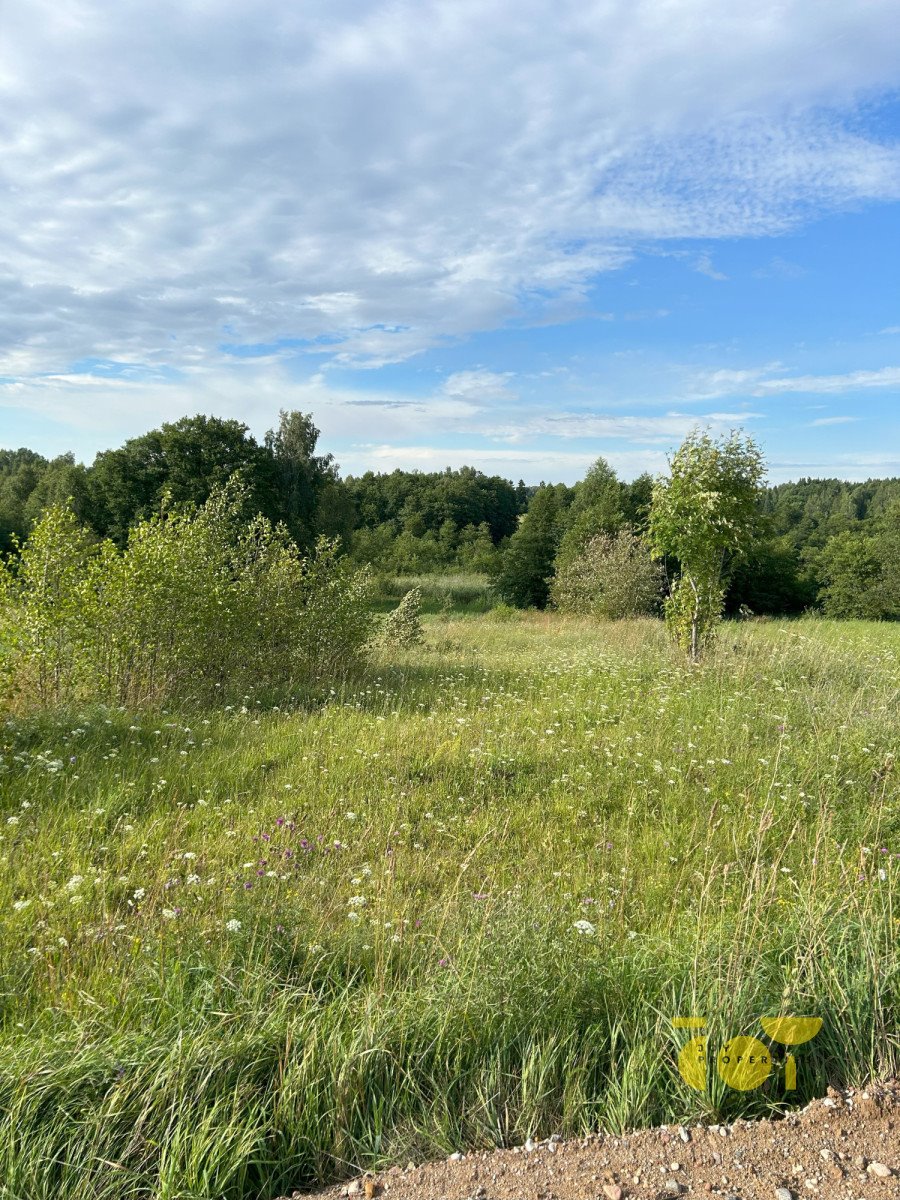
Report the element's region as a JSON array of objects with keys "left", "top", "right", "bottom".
[
  {"left": 448, "top": 1151, "right": 464, "bottom": 1162},
  {"left": 867, "top": 1161, "right": 893, "bottom": 1178},
  {"left": 775, "top": 1189, "right": 795, "bottom": 1200},
  {"left": 346, "top": 1182, "right": 361, "bottom": 1197},
  {"left": 678, "top": 1126, "right": 690, "bottom": 1143},
  {"left": 663, "top": 1181, "right": 683, "bottom": 1196},
  {"left": 524, "top": 1138, "right": 536, "bottom": 1153},
  {"left": 601, "top": 1186, "right": 622, "bottom": 1200}
]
